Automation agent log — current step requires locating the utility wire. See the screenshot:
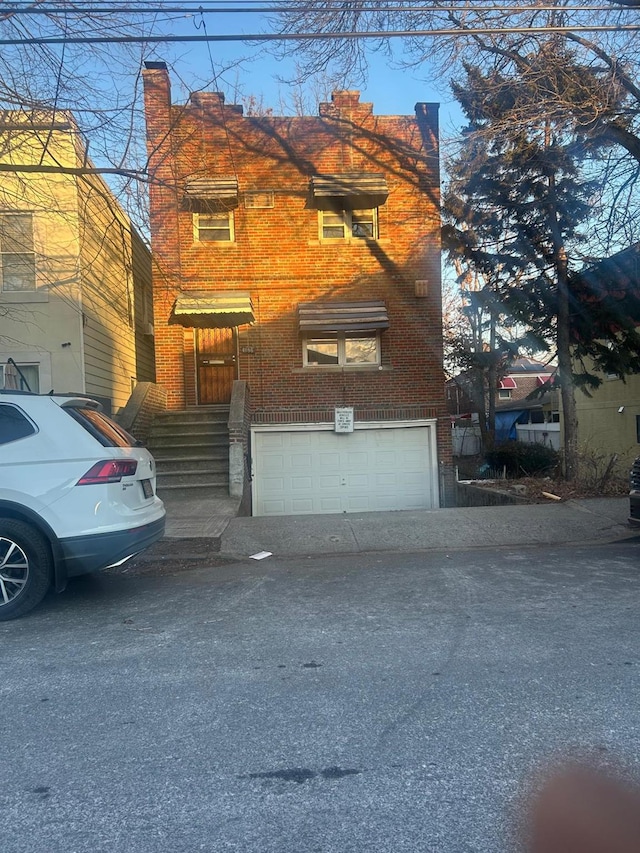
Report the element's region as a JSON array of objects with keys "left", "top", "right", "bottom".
[
  {"left": 0, "top": 4, "right": 635, "bottom": 11},
  {"left": 0, "top": 24, "right": 638, "bottom": 45}
]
